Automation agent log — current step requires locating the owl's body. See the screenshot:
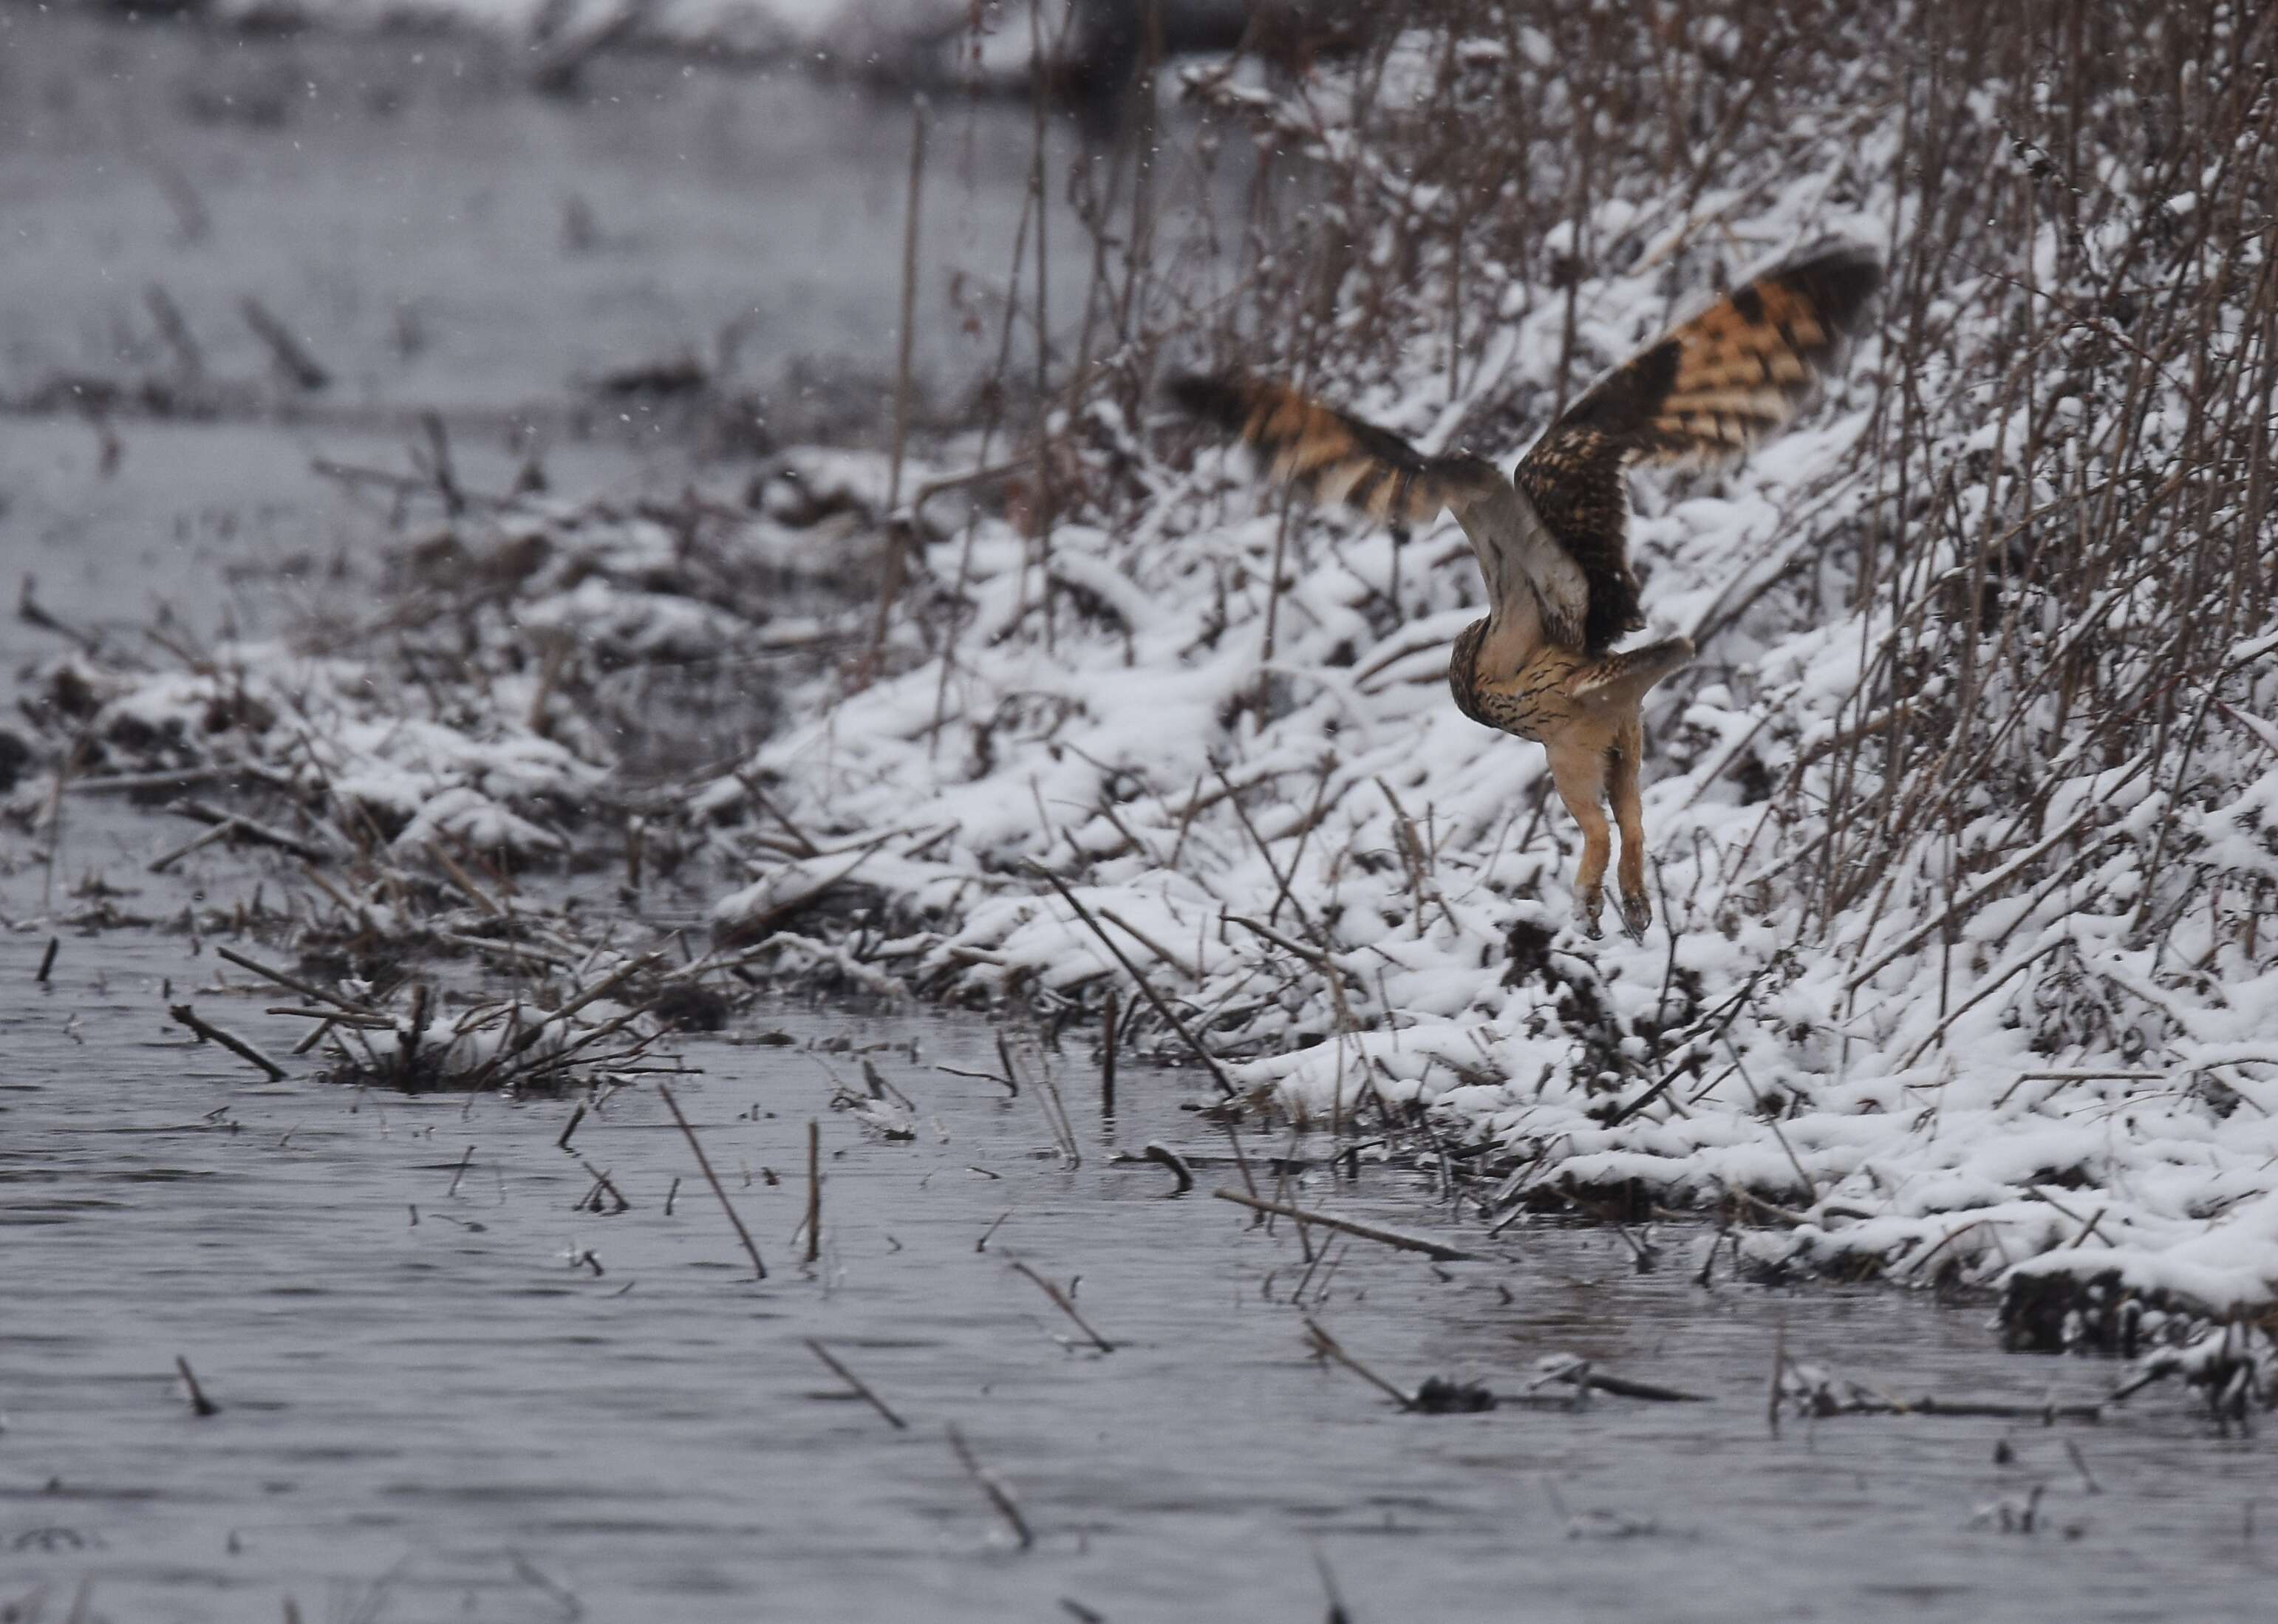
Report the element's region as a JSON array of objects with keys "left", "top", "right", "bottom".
[{"left": 1170, "top": 239, "right": 1882, "bottom": 939}]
